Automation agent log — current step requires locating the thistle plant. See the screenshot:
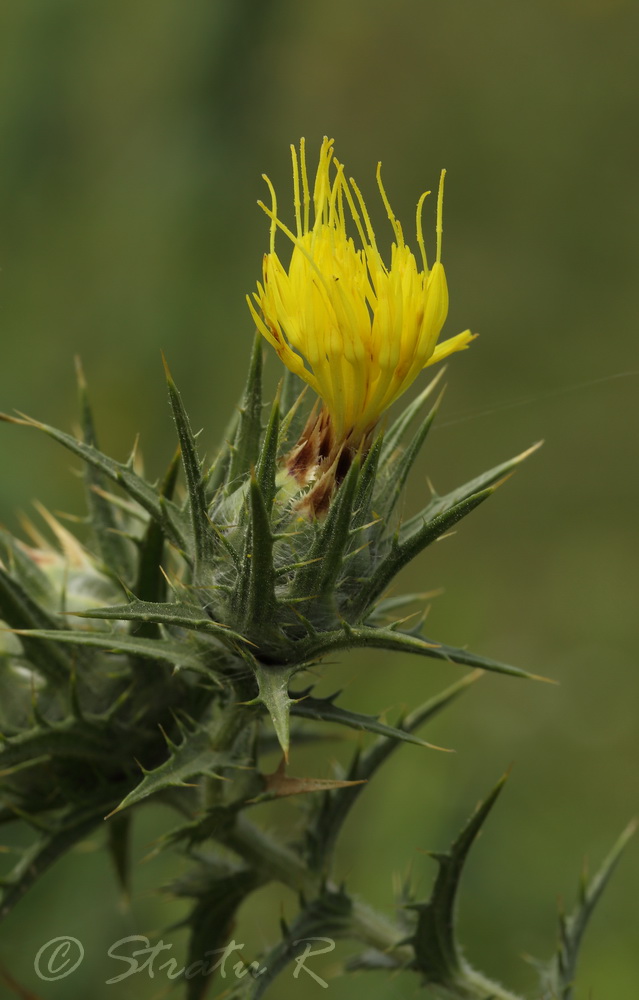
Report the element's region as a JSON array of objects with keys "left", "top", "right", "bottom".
[{"left": 0, "top": 138, "right": 632, "bottom": 1000}]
